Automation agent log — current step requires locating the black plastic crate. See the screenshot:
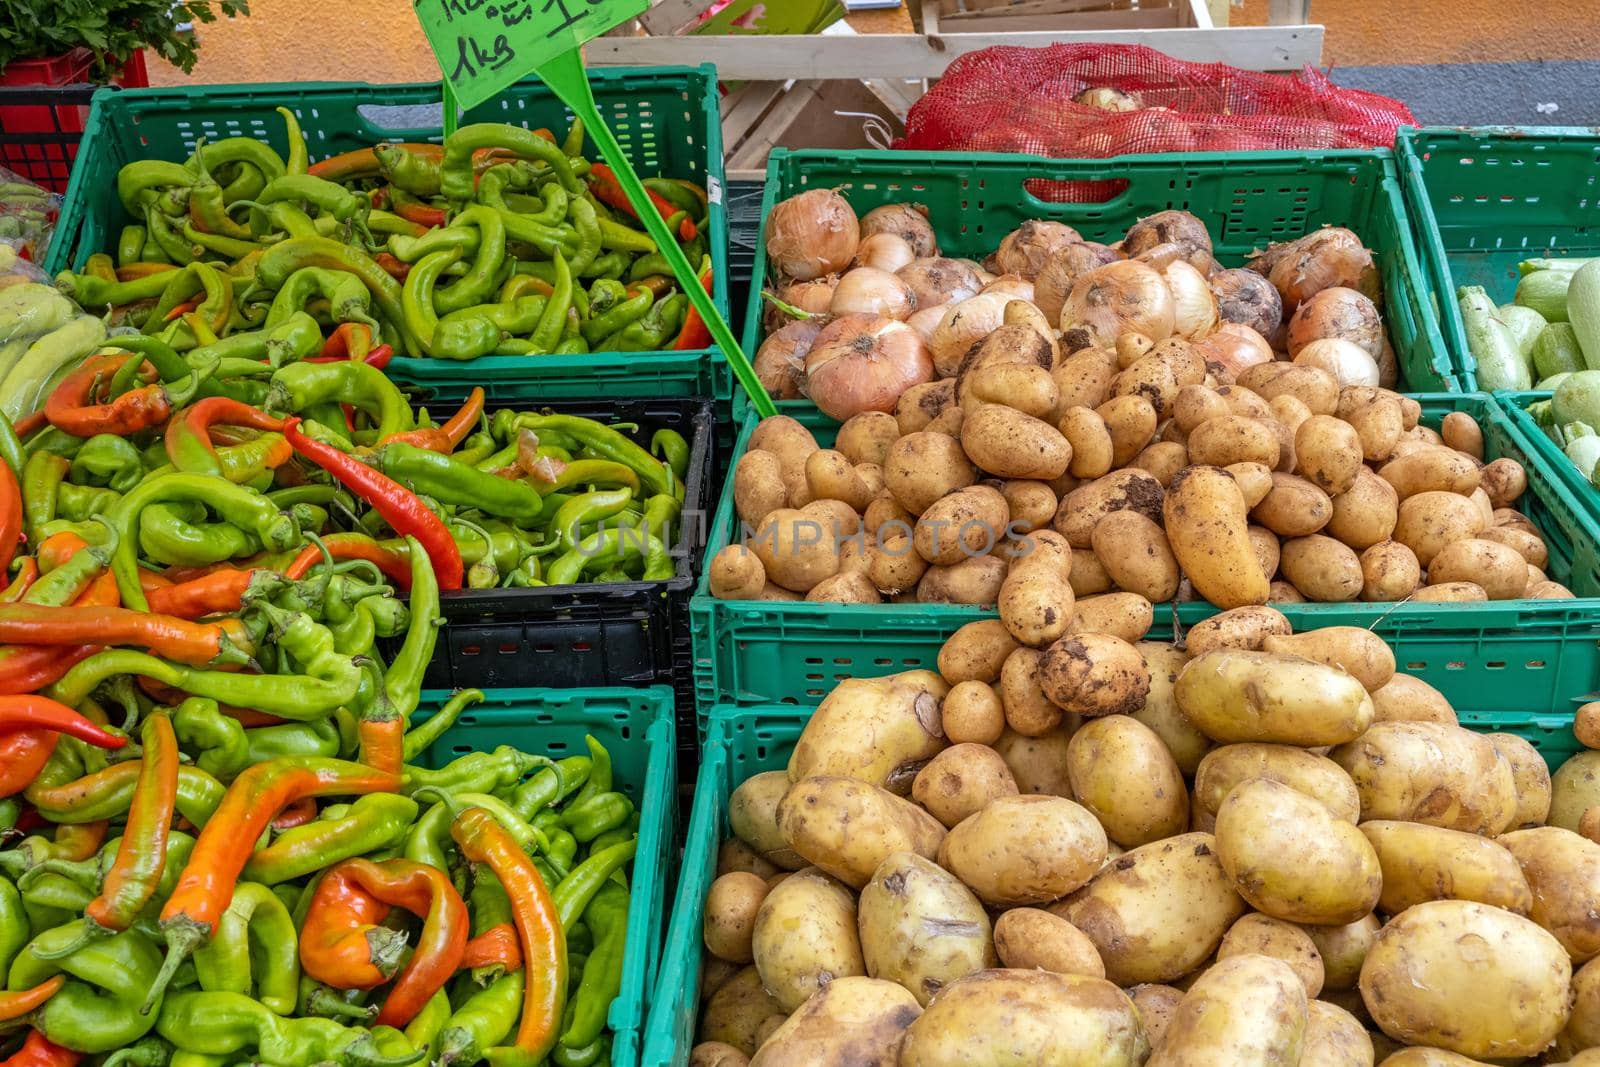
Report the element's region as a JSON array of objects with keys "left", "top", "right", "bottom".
[
  {"left": 392, "top": 396, "right": 714, "bottom": 770},
  {"left": 0, "top": 85, "right": 100, "bottom": 193}
]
